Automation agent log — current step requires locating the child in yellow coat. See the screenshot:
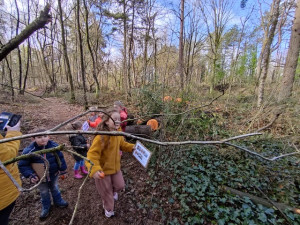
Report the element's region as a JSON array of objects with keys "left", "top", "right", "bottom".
[{"left": 86, "top": 108, "right": 135, "bottom": 218}]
